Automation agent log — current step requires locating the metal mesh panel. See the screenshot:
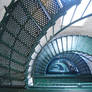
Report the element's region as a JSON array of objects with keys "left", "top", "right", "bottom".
[
  {"left": 12, "top": 80, "right": 25, "bottom": 86},
  {"left": 0, "top": 79, "right": 10, "bottom": 86},
  {"left": 1, "top": 31, "right": 15, "bottom": 47},
  {"left": 12, "top": 51, "right": 27, "bottom": 64},
  {"left": 6, "top": 17, "right": 20, "bottom": 36},
  {"left": 41, "top": 0, "right": 61, "bottom": 15},
  {"left": 21, "top": 0, "right": 49, "bottom": 27},
  {"left": 12, "top": 4, "right": 27, "bottom": 25},
  {"left": 0, "top": 56, "right": 9, "bottom": 68},
  {"left": 0, "top": 66, "right": 9, "bottom": 76},
  {"left": 21, "top": 0, "right": 40, "bottom": 15},
  {"left": 25, "top": 19, "right": 41, "bottom": 38},
  {"left": 33, "top": 8, "right": 49, "bottom": 27},
  {"left": 10, "top": 71, "right": 24, "bottom": 80},
  {"left": 14, "top": 40, "right": 30, "bottom": 56},
  {"left": 18, "top": 30, "right": 35, "bottom": 47},
  {"left": 0, "top": 43, "right": 11, "bottom": 58},
  {"left": 10, "top": 61, "right": 24, "bottom": 72}
]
